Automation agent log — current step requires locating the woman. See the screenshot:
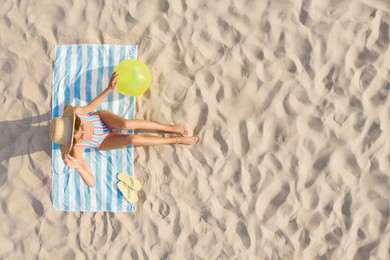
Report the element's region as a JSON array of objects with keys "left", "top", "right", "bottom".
[{"left": 50, "top": 72, "right": 199, "bottom": 187}]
